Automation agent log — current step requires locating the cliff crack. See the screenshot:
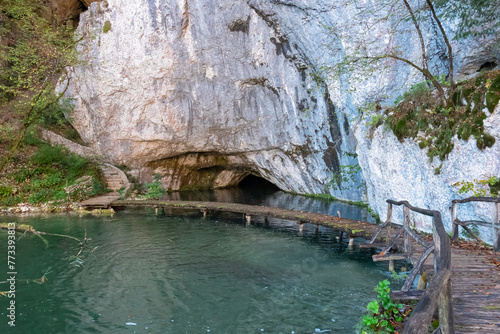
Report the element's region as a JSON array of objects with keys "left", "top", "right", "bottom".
[{"left": 180, "top": 0, "right": 190, "bottom": 36}]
